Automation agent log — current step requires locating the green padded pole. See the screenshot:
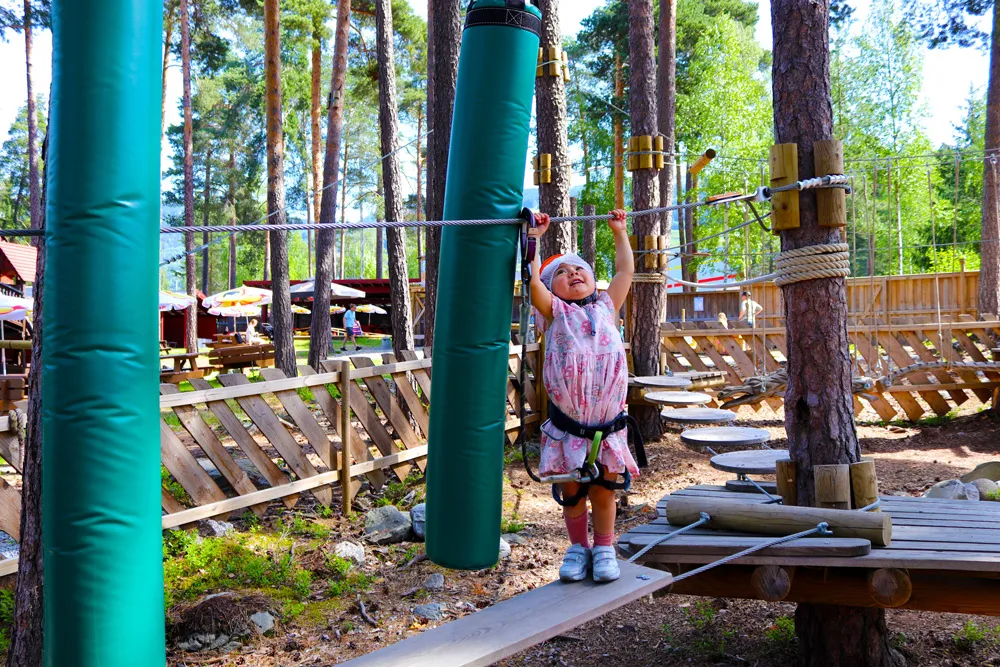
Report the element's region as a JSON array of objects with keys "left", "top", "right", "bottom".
[
  {"left": 43, "top": 0, "right": 165, "bottom": 665},
  {"left": 426, "top": 0, "right": 541, "bottom": 570}
]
